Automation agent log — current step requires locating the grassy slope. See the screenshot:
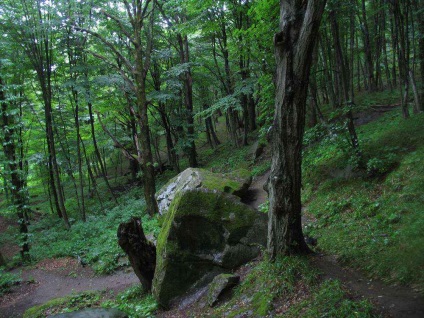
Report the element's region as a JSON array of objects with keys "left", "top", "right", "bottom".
[
  {"left": 4, "top": 102, "right": 423, "bottom": 317},
  {"left": 303, "top": 111, "right": 424, "bottom": 291}
]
